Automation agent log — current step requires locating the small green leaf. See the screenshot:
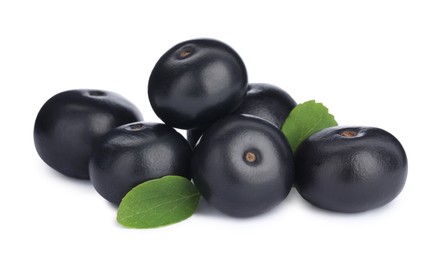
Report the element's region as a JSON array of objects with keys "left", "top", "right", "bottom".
[
  {"left": 282, "top": 100, "right": 337, "bottom": 153},
  {"left": 117, "top": 176, "right": 200, "bottom": 229}
]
